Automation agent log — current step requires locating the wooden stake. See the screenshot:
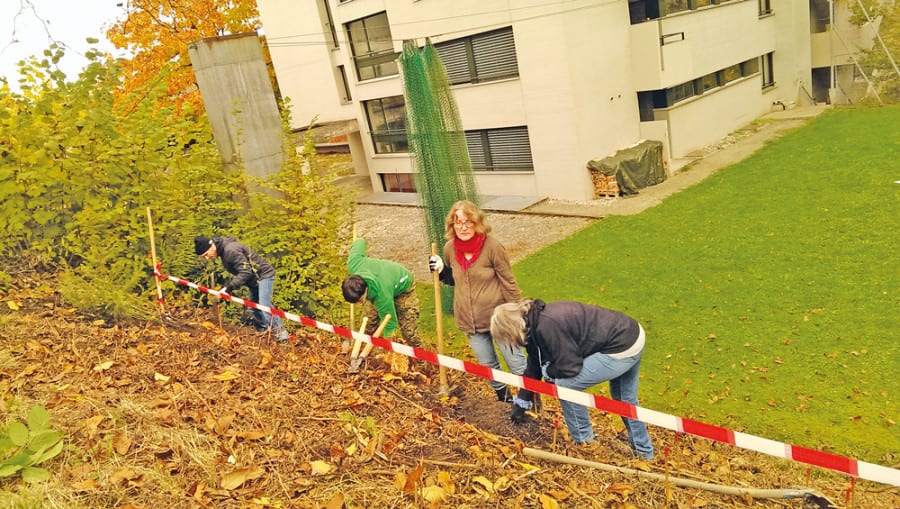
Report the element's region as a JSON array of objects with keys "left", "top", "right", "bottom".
[
  {"left": 146, "top": 207, "right": 165, "bottom": 320},
  {"left": 344, "top": 222, "right": 358, "bottom": 354},
  {"left": 432, "top": 243, "right": 450, "bottom": 397},
  {"left": 342, "top": 303, "right": 355, "bottom": 353},
  {"left": 350, "top": 317, "right": 368, "bottom": 358},
  {"left": 360, "top": 314, "right": 390, "bottom": 359}
]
